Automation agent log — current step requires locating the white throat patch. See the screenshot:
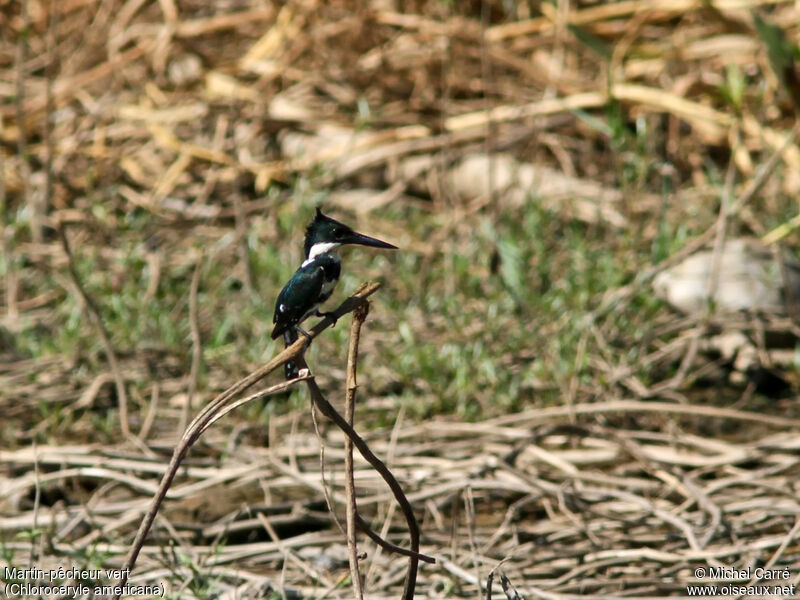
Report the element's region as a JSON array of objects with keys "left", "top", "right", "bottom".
[{"left": 302, "top": 242, "right": 341, "bottom": 266}]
